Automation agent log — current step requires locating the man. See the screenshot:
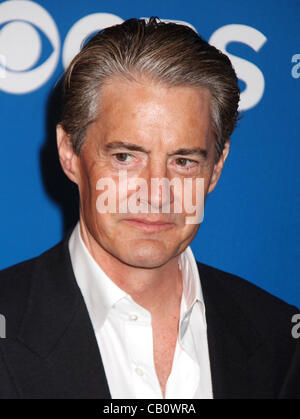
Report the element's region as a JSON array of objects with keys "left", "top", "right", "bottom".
[{"left": 0, "top": 18, "right": 299, "bottom": 399}]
